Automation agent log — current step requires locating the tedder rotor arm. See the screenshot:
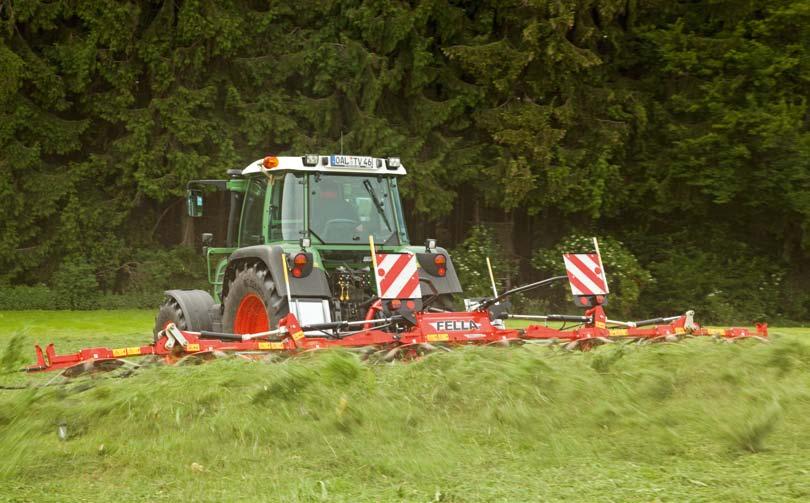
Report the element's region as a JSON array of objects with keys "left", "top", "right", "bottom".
[{"left": 476, "top": 275, "right": 569, "bottom": 311}]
